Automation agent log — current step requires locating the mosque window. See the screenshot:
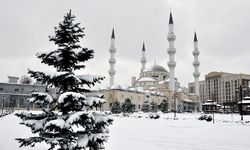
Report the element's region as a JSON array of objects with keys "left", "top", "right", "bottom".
[
  {"left": 12, "top": 99, "right": 16, "bottom": 106},
  {"left": 19, "top": 99, "right": 24, "bottom": 106}
]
